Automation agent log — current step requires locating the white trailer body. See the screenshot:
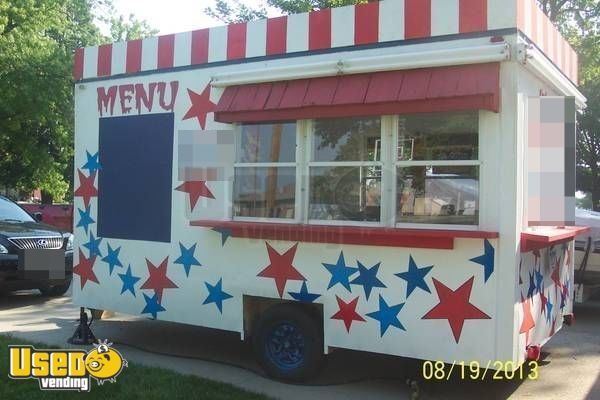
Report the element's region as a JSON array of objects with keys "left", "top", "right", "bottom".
[{"left": 73, "top": 0, "right": 587, "bottom": 380}]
